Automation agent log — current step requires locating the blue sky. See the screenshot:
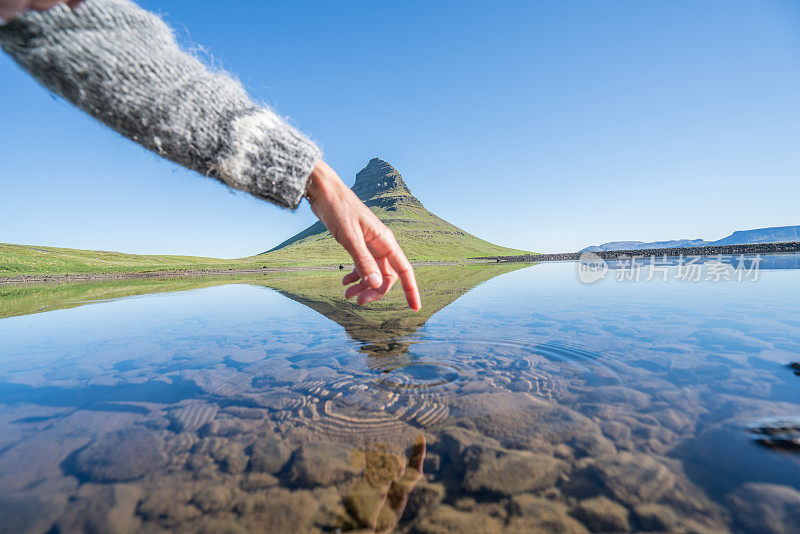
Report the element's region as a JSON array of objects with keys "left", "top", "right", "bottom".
[{"left": 2, "top": 0, "right": 799, "bottom": 257}]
